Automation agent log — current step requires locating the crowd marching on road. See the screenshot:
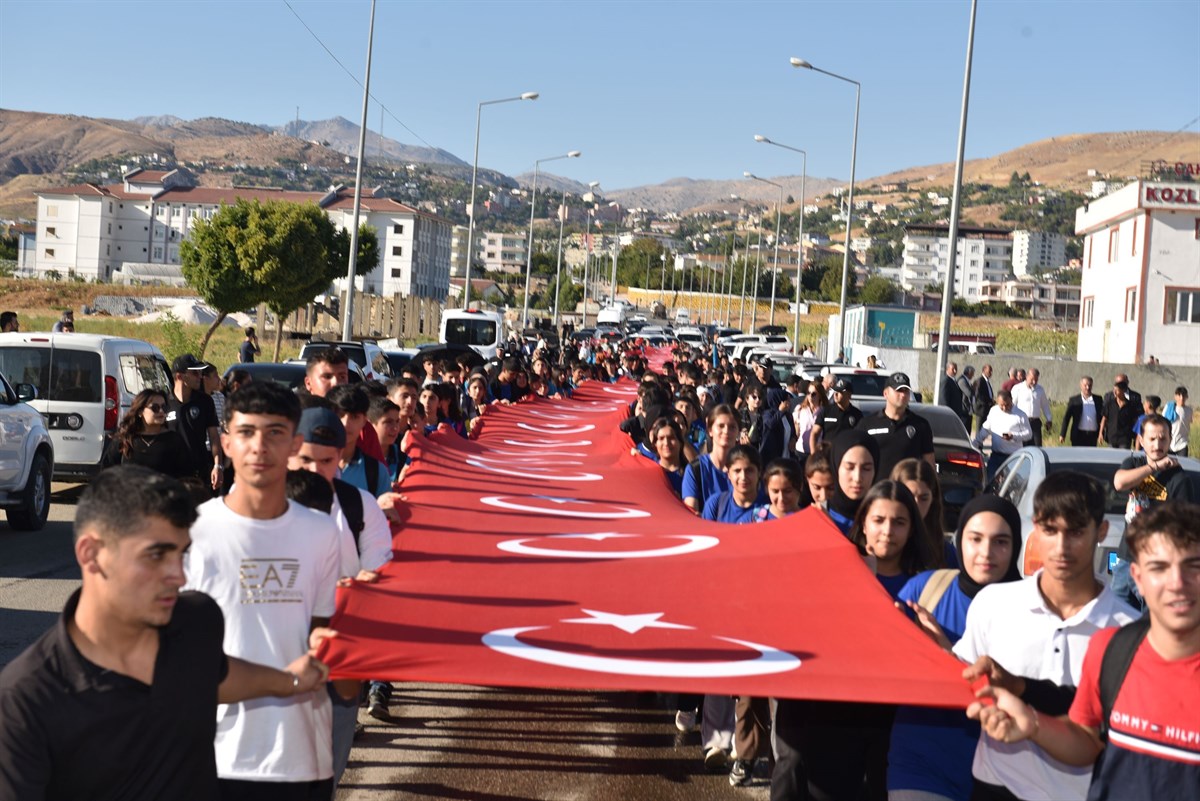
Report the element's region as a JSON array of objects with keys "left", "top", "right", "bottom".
[{"left": 0, "top": 317, "right": 1196, "bottom": 801}]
